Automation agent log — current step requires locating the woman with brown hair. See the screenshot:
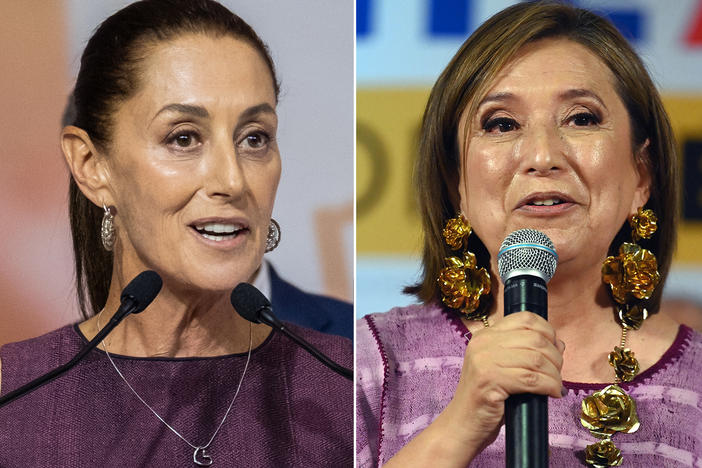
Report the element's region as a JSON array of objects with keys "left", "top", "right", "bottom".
[
  {"left": 357, "top": 2, "right": 701, "bottom": 467},
  {"left": 0, "top": 1, "right": 351, "bottom": 466}
]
